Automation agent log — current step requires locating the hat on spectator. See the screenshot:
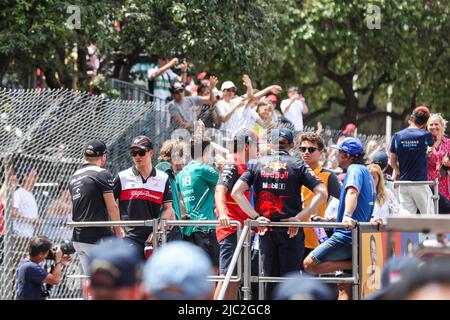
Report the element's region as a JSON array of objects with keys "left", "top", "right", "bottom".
[
  {"left": 371, "top": 151, "right": 389, "bottom": 169},
  {"left": 170, "top": 82, "right": 184, "bottom": 93},
  {"left": 266, "top": 94, "right": 278, "bottom": 104},
  {"left": 270, "top": 128, "right": 294, "bottom": 144},
  {"left": 84, "top": 139, "right": 107, "bottom": 157},
  {"left": 332, "top": 137, "right": 364, "bottom": 157},
  {"left": 130, "top": 135, "right": 153, "bottom": 151},
  {"left": 88, "top": 237, "right": 142, "bottom": 289},
  {"left": 275, "top": 273, "right": 334, "bottom": 300},
  {"left": 143, "top": 241, "right": 213, "bottom": 300},
  {"left": 197, "top": 71, "right": 207, "bottom": 80},
  {"left": 221, "top": 81, "right": 236, "bottom": 91},
  {"left": 343, "top": 123, "right": 357, "bottom": 135},
  {"left": 367, "top": 256, "right": 422, "bottom": 300}
]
